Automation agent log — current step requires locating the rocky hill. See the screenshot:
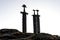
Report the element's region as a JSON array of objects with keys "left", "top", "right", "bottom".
[{"left": 0, "top": 29, "right": 60, "bottom": 40}]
